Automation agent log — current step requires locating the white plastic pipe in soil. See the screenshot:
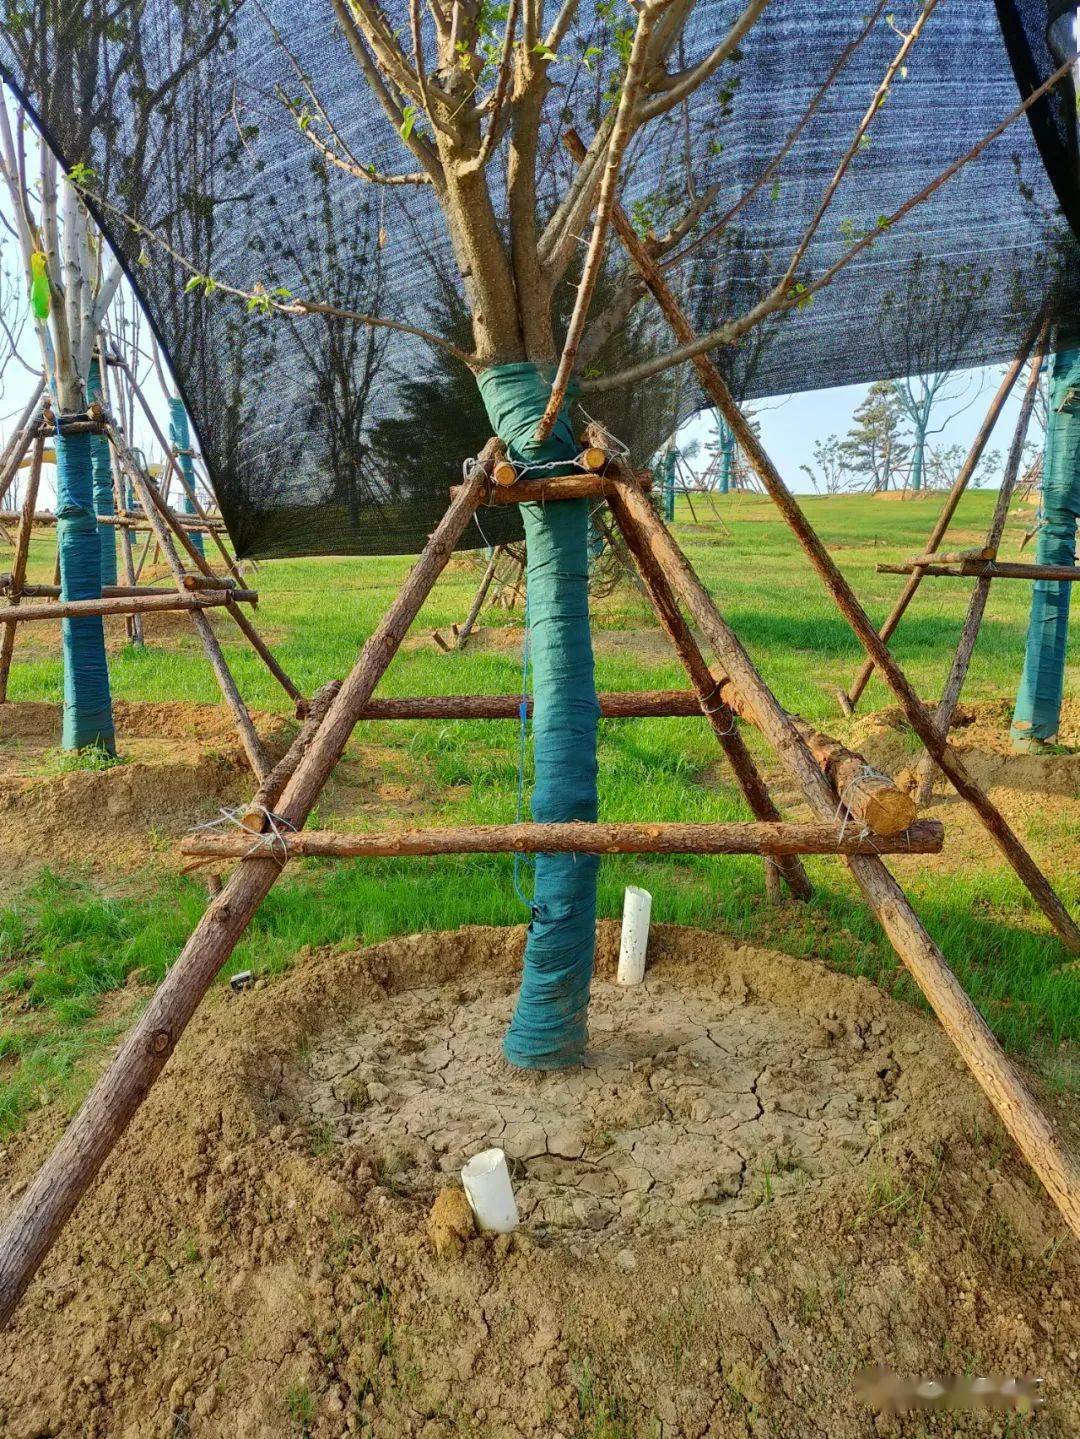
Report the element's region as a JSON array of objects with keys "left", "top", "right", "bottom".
[
  {"left": 617, "top": 886, "right": 652, "bottom": 986},
  {"left": 461, "top": 1148, "right": 518, "bottom": 1233}
]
